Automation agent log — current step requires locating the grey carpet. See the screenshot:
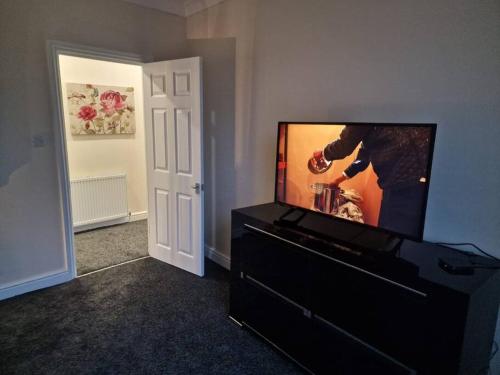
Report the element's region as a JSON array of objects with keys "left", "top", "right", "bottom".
[
  {"left": 0, "top": 258, "right": 304, "bottom": 375},
  {"left": 75, "top": 220, "right": 148, "bottom": 275}
]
